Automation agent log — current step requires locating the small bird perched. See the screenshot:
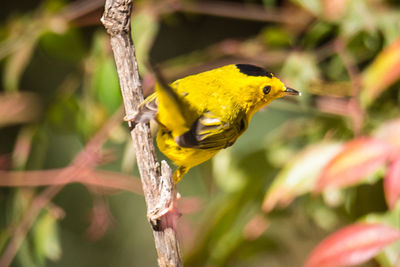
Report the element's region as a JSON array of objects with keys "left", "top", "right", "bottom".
[{"left": 127, "top": 64, "right": 300, "bottom": 183}]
